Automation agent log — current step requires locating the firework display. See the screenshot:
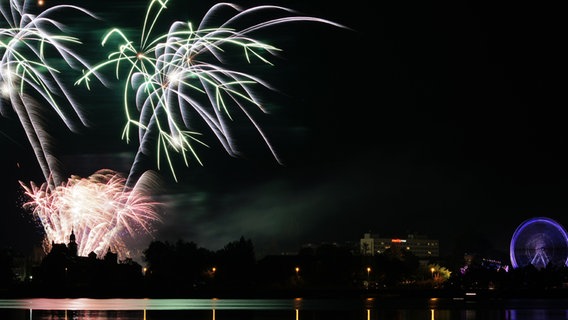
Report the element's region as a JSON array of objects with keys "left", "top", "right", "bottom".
[
  {"left": 20, "top": 169, "right": 162, "bottom": 259},
  {"left": 76, "top": 0, "right": 345, "bottom": 184},
  {"left": 1, "top": 0, "right": 102, "bottom": 186},
  {"left": 3, "top": 0, "right": 343, "bottom": 259}
]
